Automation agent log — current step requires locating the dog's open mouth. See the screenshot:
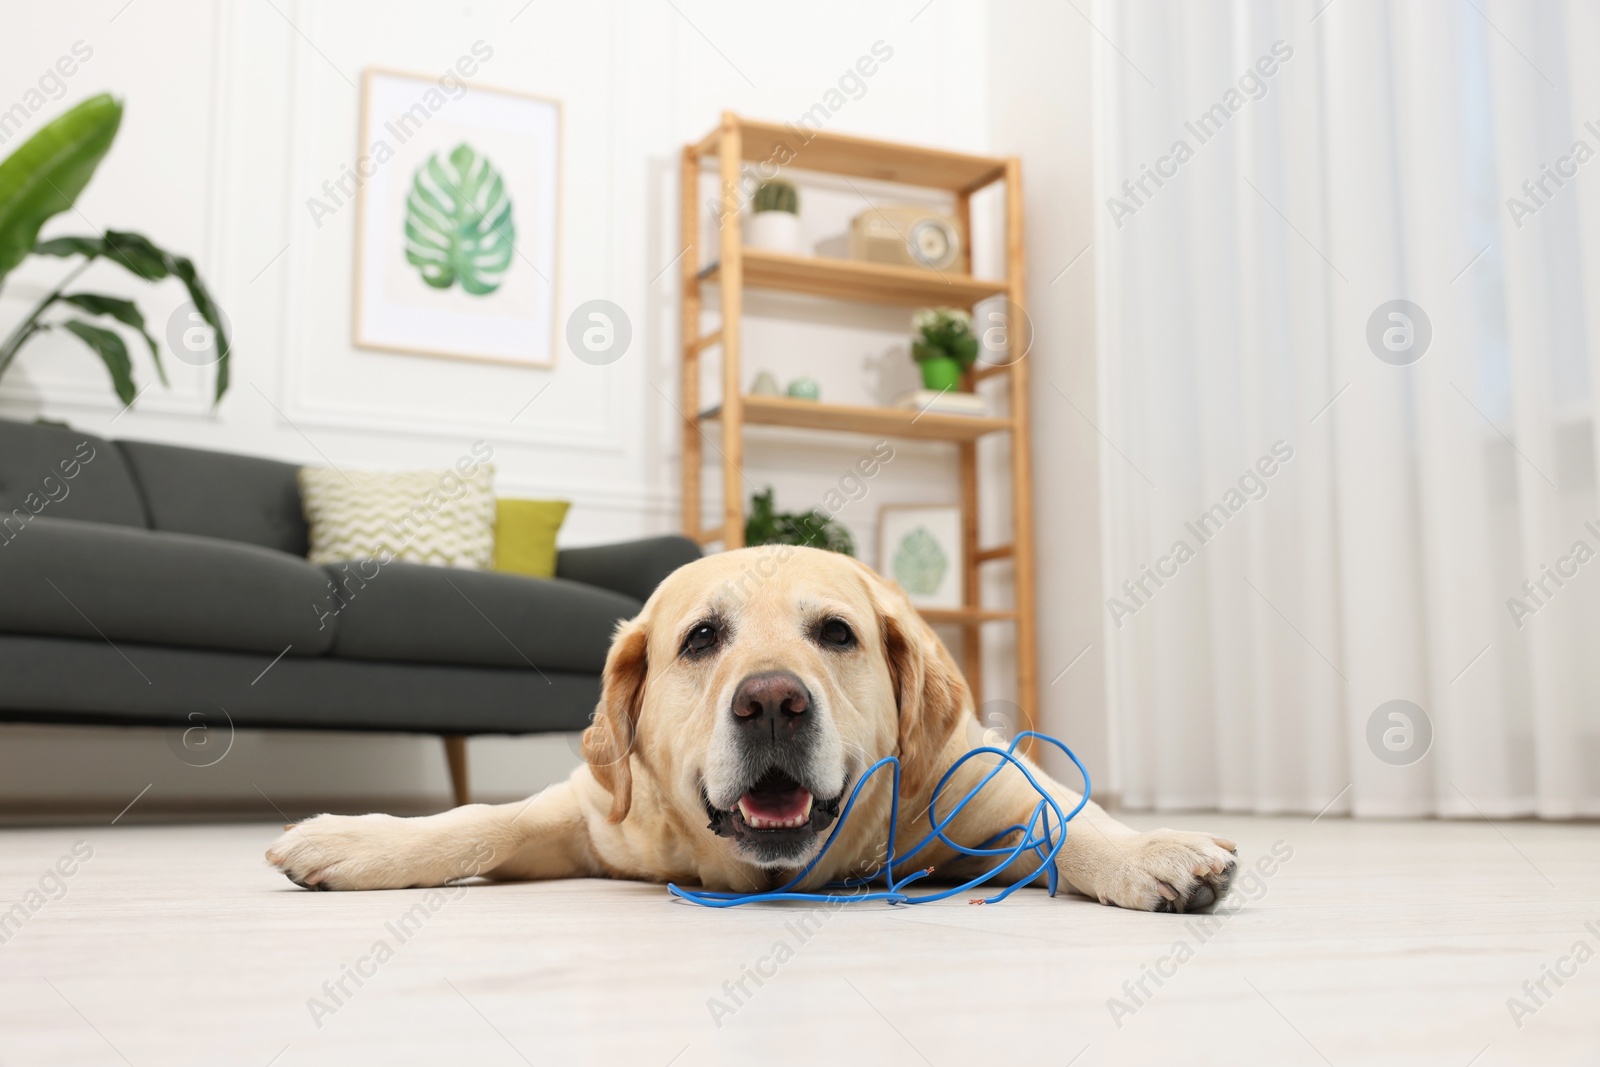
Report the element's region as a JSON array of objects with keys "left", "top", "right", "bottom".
[
  {"left": 738, "top": 768, "right": 815, "bottom": 830},
  {"left": 703, "top": 769, "right": 846, "bottom": 851}
]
